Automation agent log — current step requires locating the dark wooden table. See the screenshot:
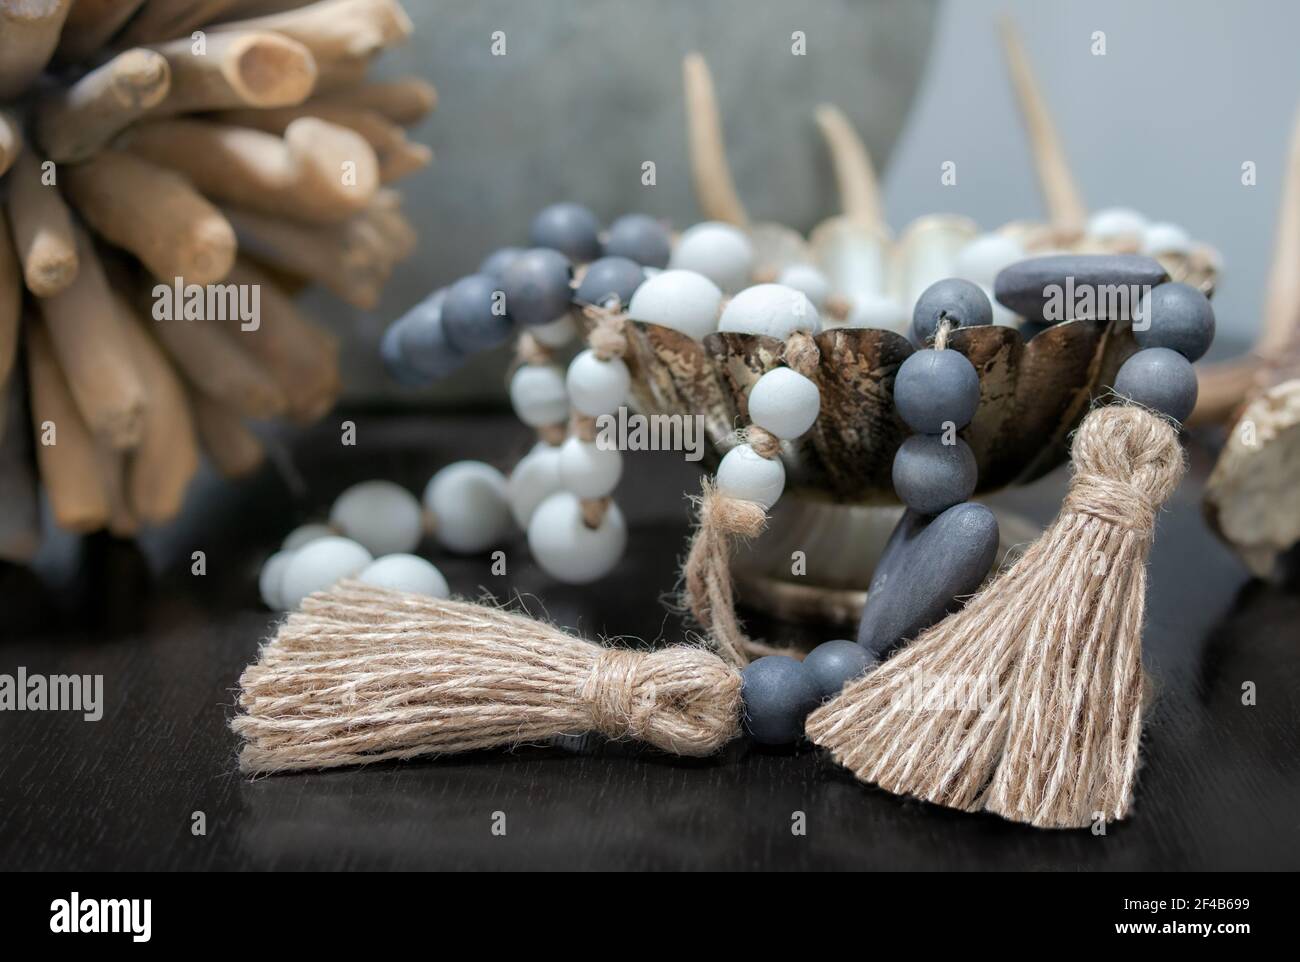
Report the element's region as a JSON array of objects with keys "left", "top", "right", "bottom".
[{"left": 2, "top": 409, "right": 1297, "bottom": 871}]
